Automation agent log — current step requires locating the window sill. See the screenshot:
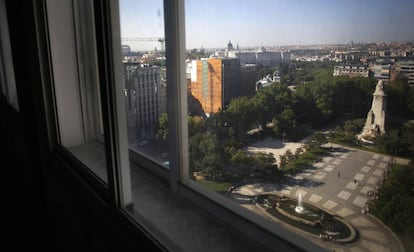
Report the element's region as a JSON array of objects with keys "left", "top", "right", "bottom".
[
  {"left": 63, "top": 142, "right": 303, "bottom": 251},
  {"left": 128, "top": 162, "right": 267, "bottom": 252},
  {"left": 68, "top": 141, "right": 107, "bottom": 182}
]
